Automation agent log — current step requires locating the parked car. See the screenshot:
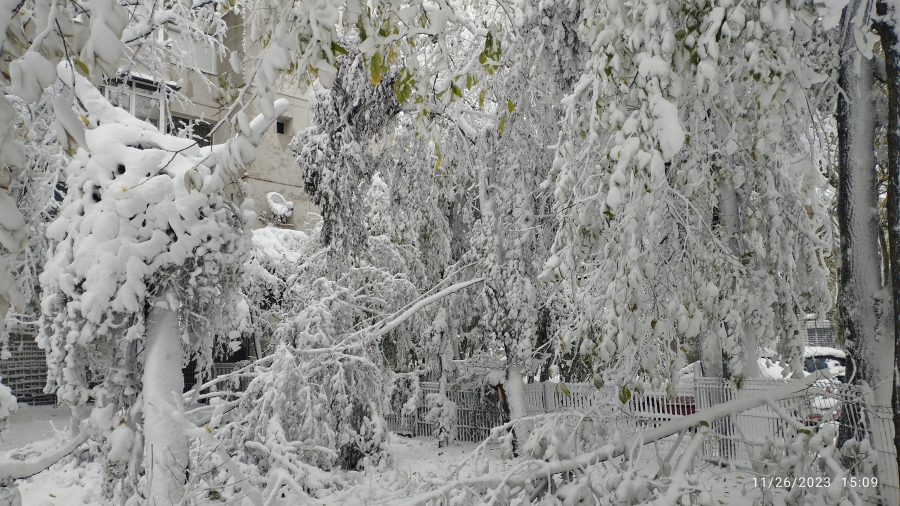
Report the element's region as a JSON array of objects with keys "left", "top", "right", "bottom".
[{"left": 675, "top": 347, "right": 846, "bottom": 426}]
